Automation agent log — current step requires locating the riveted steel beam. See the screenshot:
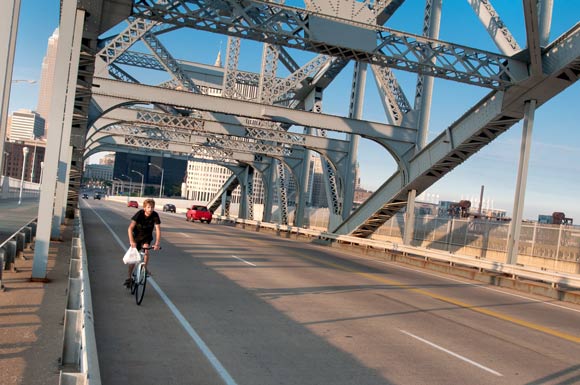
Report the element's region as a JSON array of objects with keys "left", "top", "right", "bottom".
[{"left": 132, "top": 0, "right": 527, "bottom": 89}]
